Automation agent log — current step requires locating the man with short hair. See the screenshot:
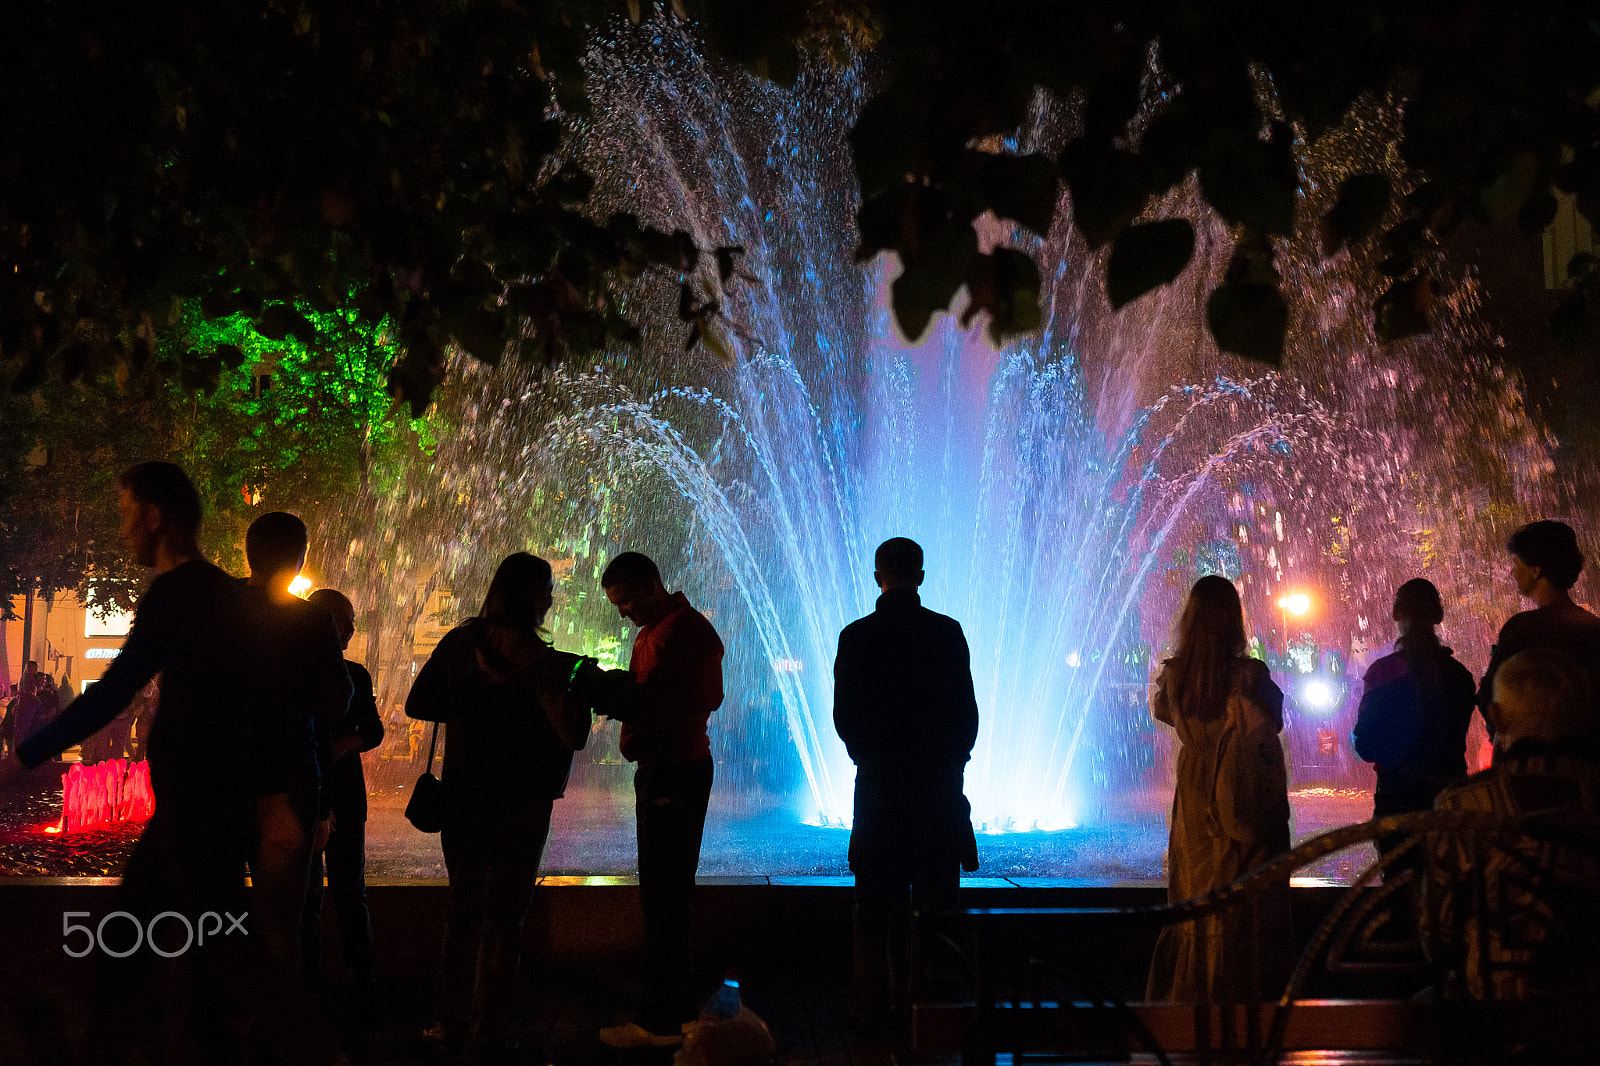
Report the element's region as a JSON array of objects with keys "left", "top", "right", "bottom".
[
  {"left": 0, "top": 462, "right": 267, "bottom": 1059},
  {"left": 1479, "top": 520, "right": 1600, "bottom": 746},
  {"left": 302, "top": 587, "right": 384, "bottom": 1003},
  {"left": 1425, "top": 648, "right": 1600, "bottom": 1003},
  {"left": 243, "top": 511, "right": 354, "bottom": 987},
  {"left": 834, "top": 536, "right": 980, "bottom": 1027},
  {"left": 580, "top": 551, "right": 724, "bottom": 1046}
]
